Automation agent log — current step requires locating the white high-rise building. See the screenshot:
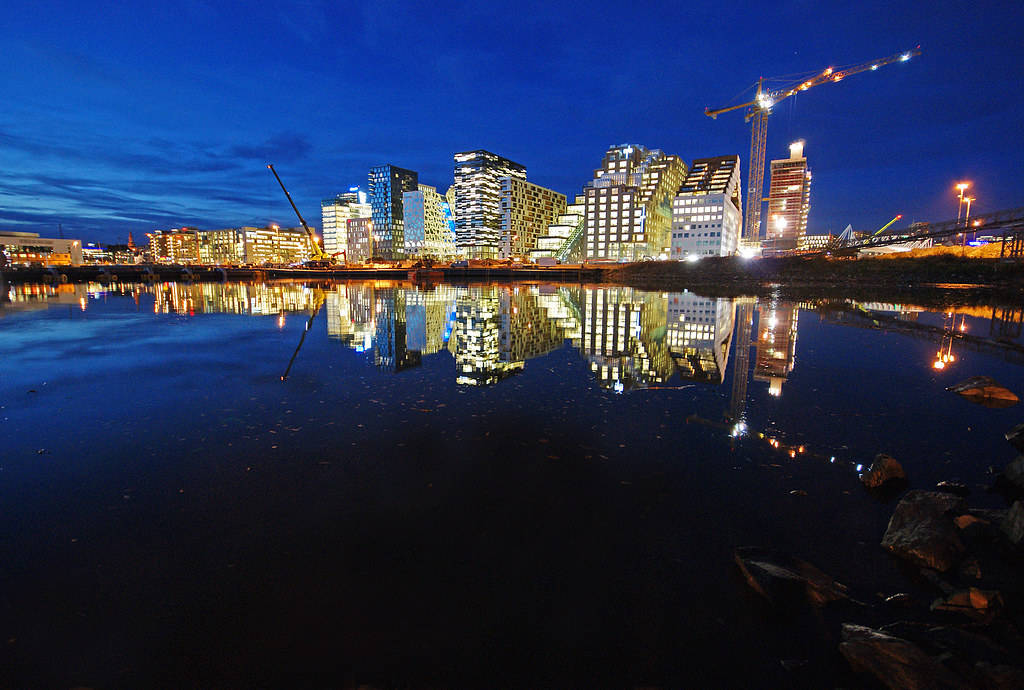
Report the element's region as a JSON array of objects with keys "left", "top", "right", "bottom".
[
  {"left": 670, "top": 156, "right": 742, "bottom": 259},
  {"left": 321, "top": 188, "right": 370, "bottom": 258}
]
